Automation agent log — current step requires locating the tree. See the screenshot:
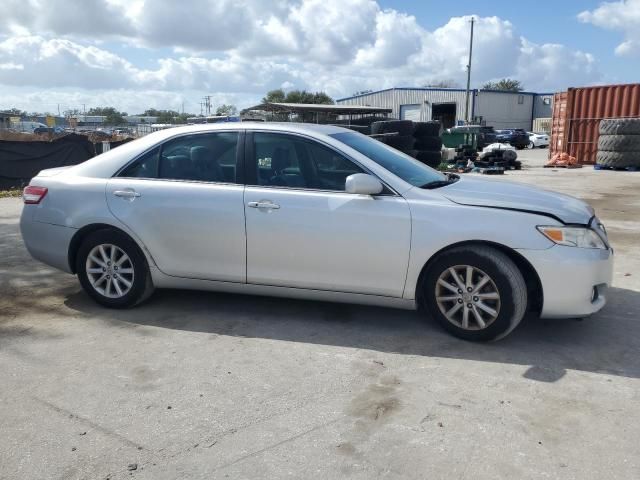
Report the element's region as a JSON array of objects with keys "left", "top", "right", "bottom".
[
  {"left": 215, "top": 104, "right": 237, "bottom": 116},
  {"left": 262, "top": 89, "right": 286, "bottom": 103},
  {"left": 139, "top": 109, "right": 194, "bottom": 124},
  {"left": 87, "top": 107, "right": 127, "bottom": 125},
  {"left": 261, "top": 89, "right": 334, "bottom": 105},
  {"left": 3, "top": 107, "right": 26, "bottom": 116},
  {"left": 423, "top": 79, "right": 459, "bottom": 88},
  {"left": 482, "top": 79, "right": 523, "bottom": 92}
]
